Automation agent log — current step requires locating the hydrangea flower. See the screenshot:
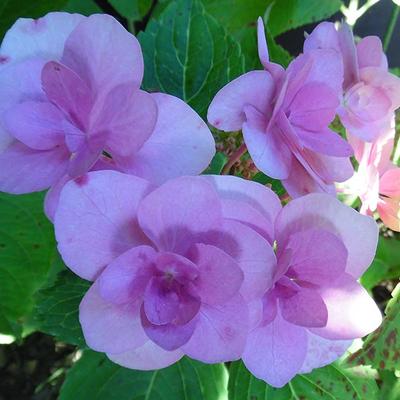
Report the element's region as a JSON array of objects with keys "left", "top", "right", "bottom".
[
  {"left": 0, "top": 13, "right": 215, "bottom": 219},
  {"left": 205, "top": 178, "right": 381, "bottom": 387},
  {"left": 341, "top": 121, "right": 400, "bottom": 231},
  {"left": 208, "top": 18, "right": 353, "bottom": 197},
  {"left": 304, "top": 22, "right": 400, "bottom": 142},
  {"left": 54, "top": 171, "right": 277, "bottom": 368}
]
